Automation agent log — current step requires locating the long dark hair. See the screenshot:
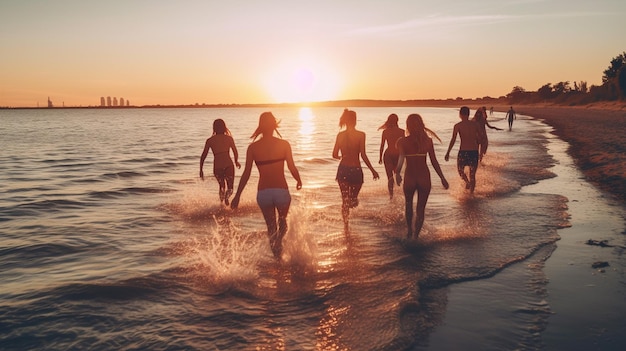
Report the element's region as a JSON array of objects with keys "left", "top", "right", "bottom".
[
  {"left": 378, "top": 113, "right": 399, "bottom": 130},
  {"left": 251, "top": 111, "right": 282, "bottom": 140},
  {"left": 212, "top": 119, "right": 231, "bottom": 136},
  {"left": 339, "top": 109, "right": 356, "bottom": 129},
  {"left": 406, "top": 114, "right": 441, "bottom": 149}
]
